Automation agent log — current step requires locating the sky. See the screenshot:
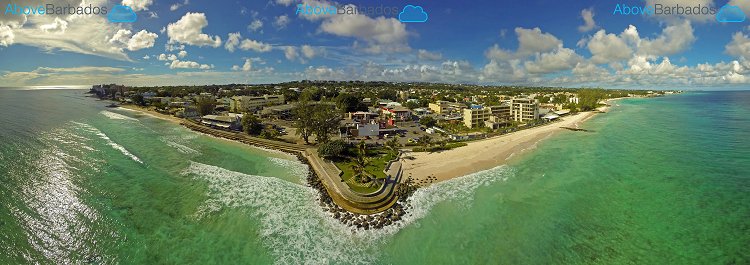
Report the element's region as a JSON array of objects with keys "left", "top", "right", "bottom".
[{"left": 2, "top": 0, "right": 750, "bottom": 89}]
